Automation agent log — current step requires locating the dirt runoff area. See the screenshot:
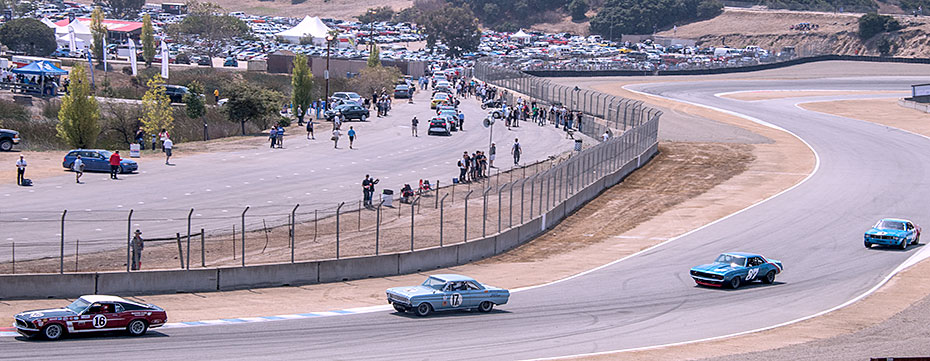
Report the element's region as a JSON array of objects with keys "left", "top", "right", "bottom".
[
  {"left": 800, "top": 97, "right": 930, "bottom": 137},
  {"left": 721, "top": 90, "right": 908, "bottom": 101}
]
